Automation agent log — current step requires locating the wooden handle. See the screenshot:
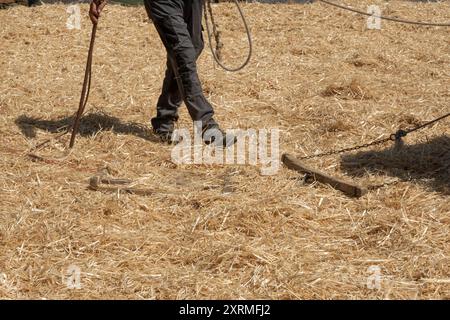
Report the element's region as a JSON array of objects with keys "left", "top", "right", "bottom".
[
  {"left": 69, "top": 24, "right": 97, "bottom": 149},
  {"left": 282, "top": 153, "right": 367, "bottom": 197}
]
